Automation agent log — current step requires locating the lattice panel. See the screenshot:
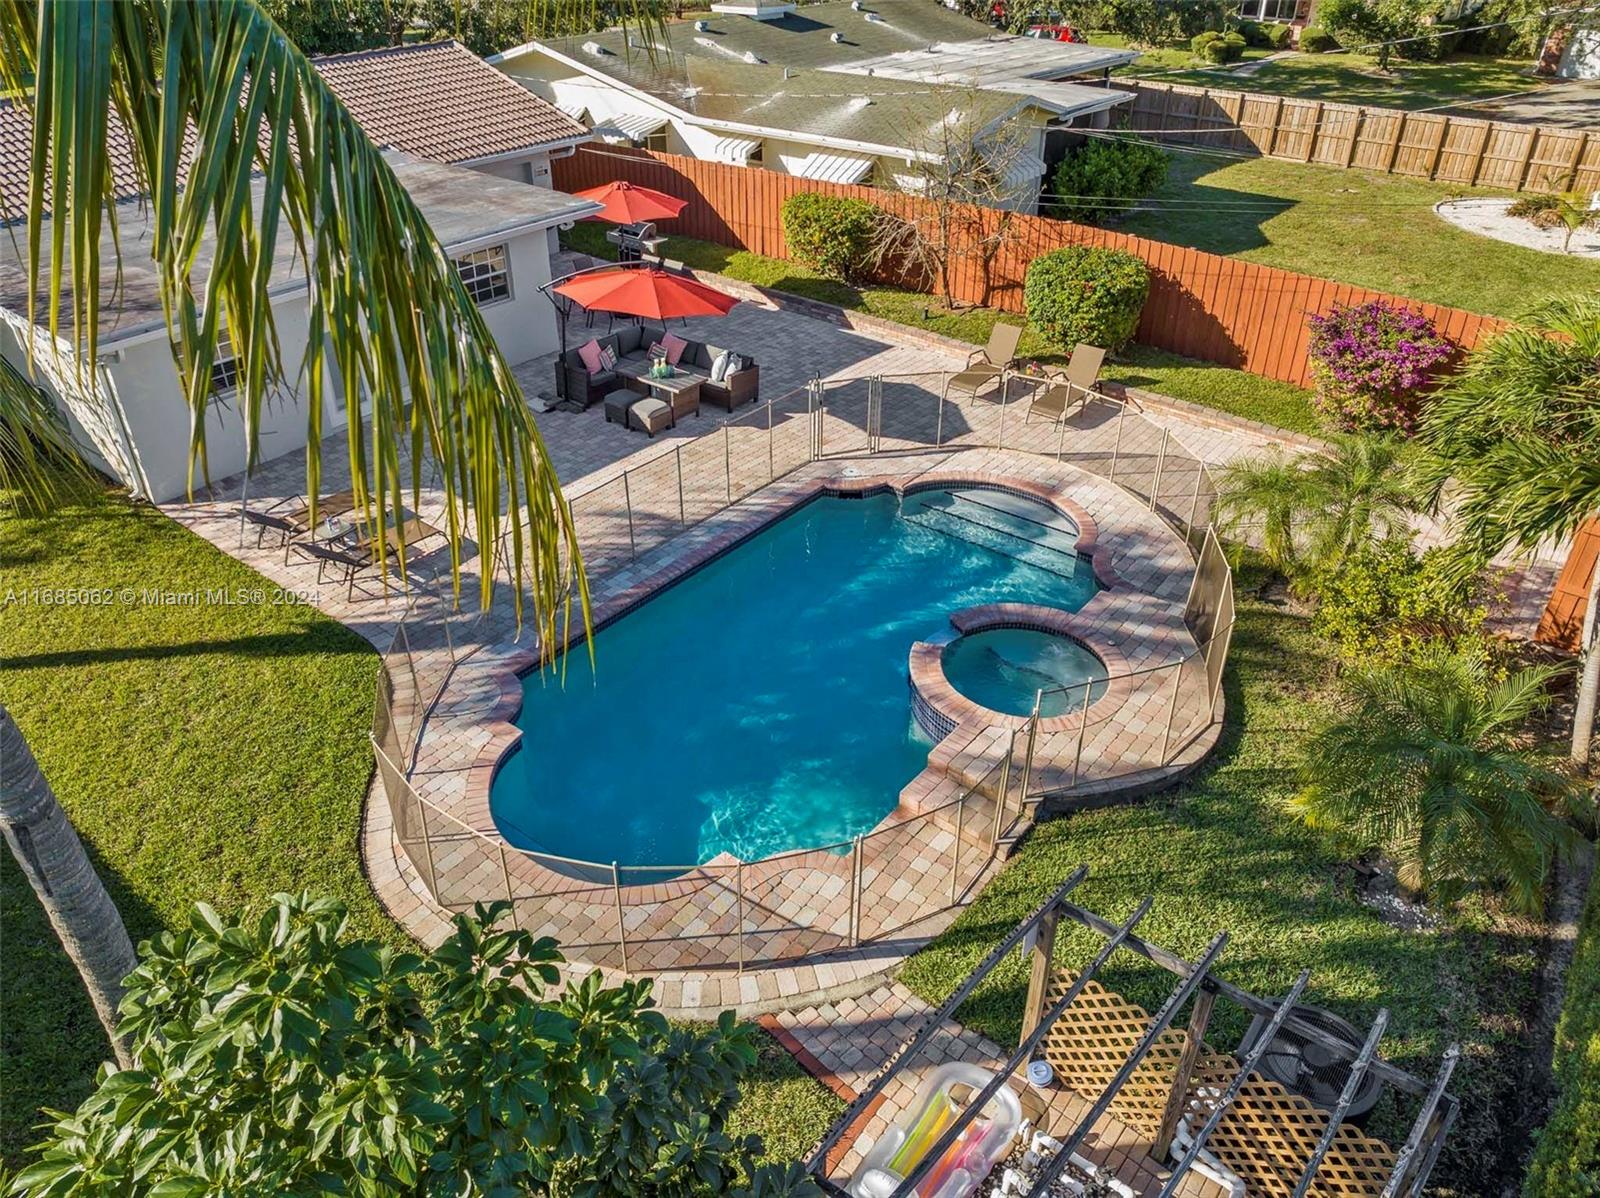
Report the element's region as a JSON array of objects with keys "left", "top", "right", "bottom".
[{"left": 1039, "top": 973, "right": 1399, "bottom": 1198}]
